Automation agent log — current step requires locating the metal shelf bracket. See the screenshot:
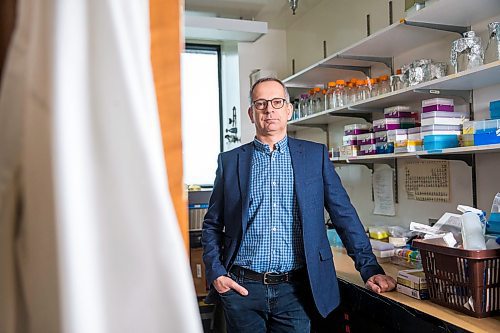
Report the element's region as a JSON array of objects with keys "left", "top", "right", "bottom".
[
  {"left": 318, "top": 64, "right": 371, "bottom": 77},
  {"left": 330, "top": 110, "right": 374, "bottom": 123},
  {"left": 336, "top": 55, "right": 394, "bottom": 74},
  {"left": 403, "top": 20, "right": 469, "bottom": 36},
  {"left": 413, "top": 88, "right": 473, "bottom": 104}
]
